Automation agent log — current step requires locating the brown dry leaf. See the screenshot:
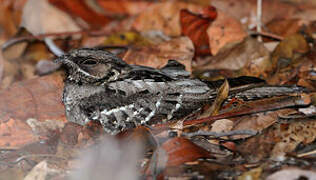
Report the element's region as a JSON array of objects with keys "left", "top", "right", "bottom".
[
  {"left": 26, "top": 118, "right": 65, "bottom": 137},
  {"left": 0, "top": 167, "right": 25, "bottom": 180},
  {"left": 1, "top": 41, "right": 44, "bottom": 89},
  {"left": 270, "top": 34, "right": 310, "bottom": 70},
  {"left": 0, "top": 118, "right": 38, "bottom": 148},
  {"left": 0, "top": 0, "right": 27, "bottom": 43},
  {"left": 103, "top": 31, "right": 151, "bottom": 47},
  {"left": 0, "top": 131, "right": 60, "bottom": 170},
  {"left": 210, "top": 119, "right": 233, "bottom": 133},
  {"left": 24, "top": 161, "right": 60, "bottom": 180},
  {"left": 265, "top": 18, "right": 305, "bottom": 39},
  {"left": 199, "top": 79, "right": 229, "bottom": 118},
  {"left": 22, "top": 0, "right": 80, "bottom": 35},
  {"left": 196, "top": 38, "right": 271, "bottom": 78},
  {"left": 24, "top": 42, "right": 53, "bottom": 62},
  {"left": 237, "top": 167, "right": 262, "bottom": 180},
  {"left": 212, "top": 0, "right": 305, "bottom": 28},
  {"left": 267, "top": 168, "right": 316, "bottom": 180},
  {"left": 123, "top": 37, "right": 194, "bottom": 72},
  {"left": 297, "top": 50, "right": 316, "bottom": 91},
  {"left": 272, "top": 120, "right": 316, "bottom": 159},
  {"left": 236, "top": 127, "right": 277, "bottom": 162},
  {"left": 0, "top": 54, "right": 20, "bottom": 89},
  {"left": 97, "top": 0, "right": 152, "bottom": 16},
  {"left": 0, "top": 72, "right": 65, "bottom": 123},
  {"left": 133, "top": 2, "right": 204, "bottom": 36},
  {"left": 207, "top": 10, "right": 247, "bottom": 55},
  {"left": 59, "top": 122, "right": 82, "bottom": 146},
  {"left": 161, "top": 137, "right": 210, "bottom": 166},
  {"left": 118, "top": 126, "right": 157, "bottom": 151},
  {"left": 267, "top": 34, "right": 310, "bottom": 84},
  {"left": 48, "top": 0, "right": 111, "bottom": 29},
  {"left": 180, "top": 6, "right": 217, "bottom": 55},
  {"left": 232, "top": 109, "right": 296, "bottom": 139},
  {"left": 0, "top": 3, "right": 16, "bottom": 44}
]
